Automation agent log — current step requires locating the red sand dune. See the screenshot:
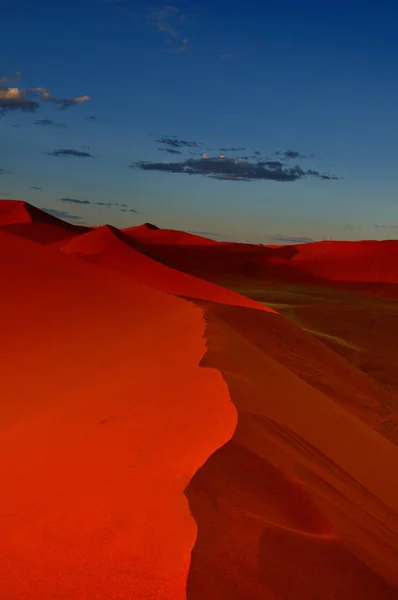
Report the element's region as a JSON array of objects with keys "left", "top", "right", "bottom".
[
  {"left": 60, "top": 225, "right": 276, "bottom": 313},
  {"left": 288, "top": 240, "right": 398, "bottom": 284},
  {"left": 0, "top": 199, "right": 90, "bottom": 244},
  {"left": 1, "top": 200, "right": 398, "bottom": 599},
  {"left": 123, "top": 223, "right": 218, "bottom": 245},
  {"left": 0, "top": 231, "right": 236, "bottom": 599}
]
